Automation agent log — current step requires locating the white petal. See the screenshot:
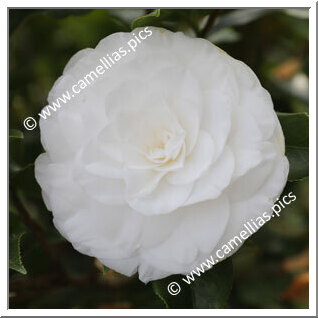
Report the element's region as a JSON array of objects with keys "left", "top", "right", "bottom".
[
  {"left": 127, "top": 179, "right": 193, "bottom": 215},
  {"left": 211, "top": 156, "right": 289, "bottom": 260},
  {"left": 228, "top": 109, "right": 264, "bottom": 178},
  {"left": 182, "top": 195, "right": 230, "bottom": 254},
  {"left": 80, "top": 138, "right": 123, "bottom": 179},
  {"left": 138, "top": 263, "right": 173, "bottom": 284},
  {"left": 201, "top": 89, "right": 232, "bottom": 161},
  {"left": 74, "top": 172, "right": 126, "bottom": 206},
  {"left": 185, "top": 147, "right": 235, "bottom": 205},
  {"left": 140, "top": 196, "right": 230, "bottom": 276},
  {"left": 63, "top": 48, "right": 95, "bottom": 74},
  {"left": 34, "top": 154, "right": 86, "bottom": 220},
  {"left": 73, "top": 151, "right": 126, "bottom": 206},
  {"left": 99, "top": 257, "right": 139, "bottom": 277},
  {"left": 148, "top": 67, "right": 202, "bottom": 155},
  {"left": 124, "top": 168, "right": 165, "bottom": 198},
  {"left": 227, "top": 142, "right": 277, "bottom": 202},
  {"left": 114, "top": 99, "right": 183, "bottom": 152},
  {"left": 53, "top": 202, "right": 143, "bottom": 259},
  {"left": 244, "top": 87, "right": 277, "bottom": 140},
  {"left": 211, "top": 196, "right": 272, "bottom": 260},
  {"left": 167, "top": 131, "right": 214, "bottom": 185}
]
